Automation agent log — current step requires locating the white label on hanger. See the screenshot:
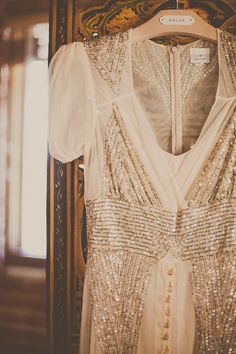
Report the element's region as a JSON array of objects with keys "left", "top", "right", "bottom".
[
  {"left": 190, "top": 48, "right": 210, "bottom": 64},
  {"left": 160, "top": 15, "right": 195, "bottom": 25}
]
